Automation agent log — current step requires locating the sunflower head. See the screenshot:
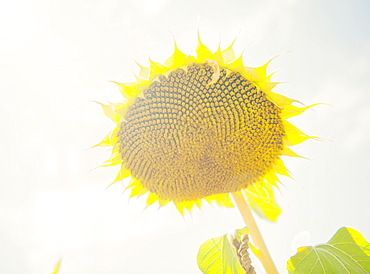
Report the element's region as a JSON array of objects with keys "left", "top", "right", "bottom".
[{"left": 97, "top": 36, "right": 316, "bottom": 214}]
